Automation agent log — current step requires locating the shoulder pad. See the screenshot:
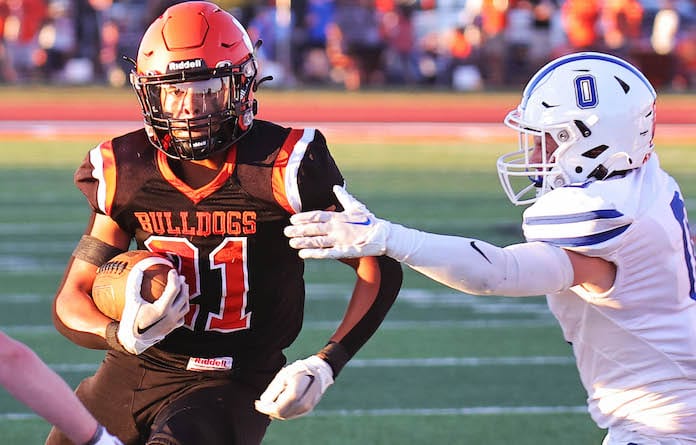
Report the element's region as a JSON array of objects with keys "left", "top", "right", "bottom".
[{"left": 522, "top": 181, "right": 634, "bottom": 251}]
